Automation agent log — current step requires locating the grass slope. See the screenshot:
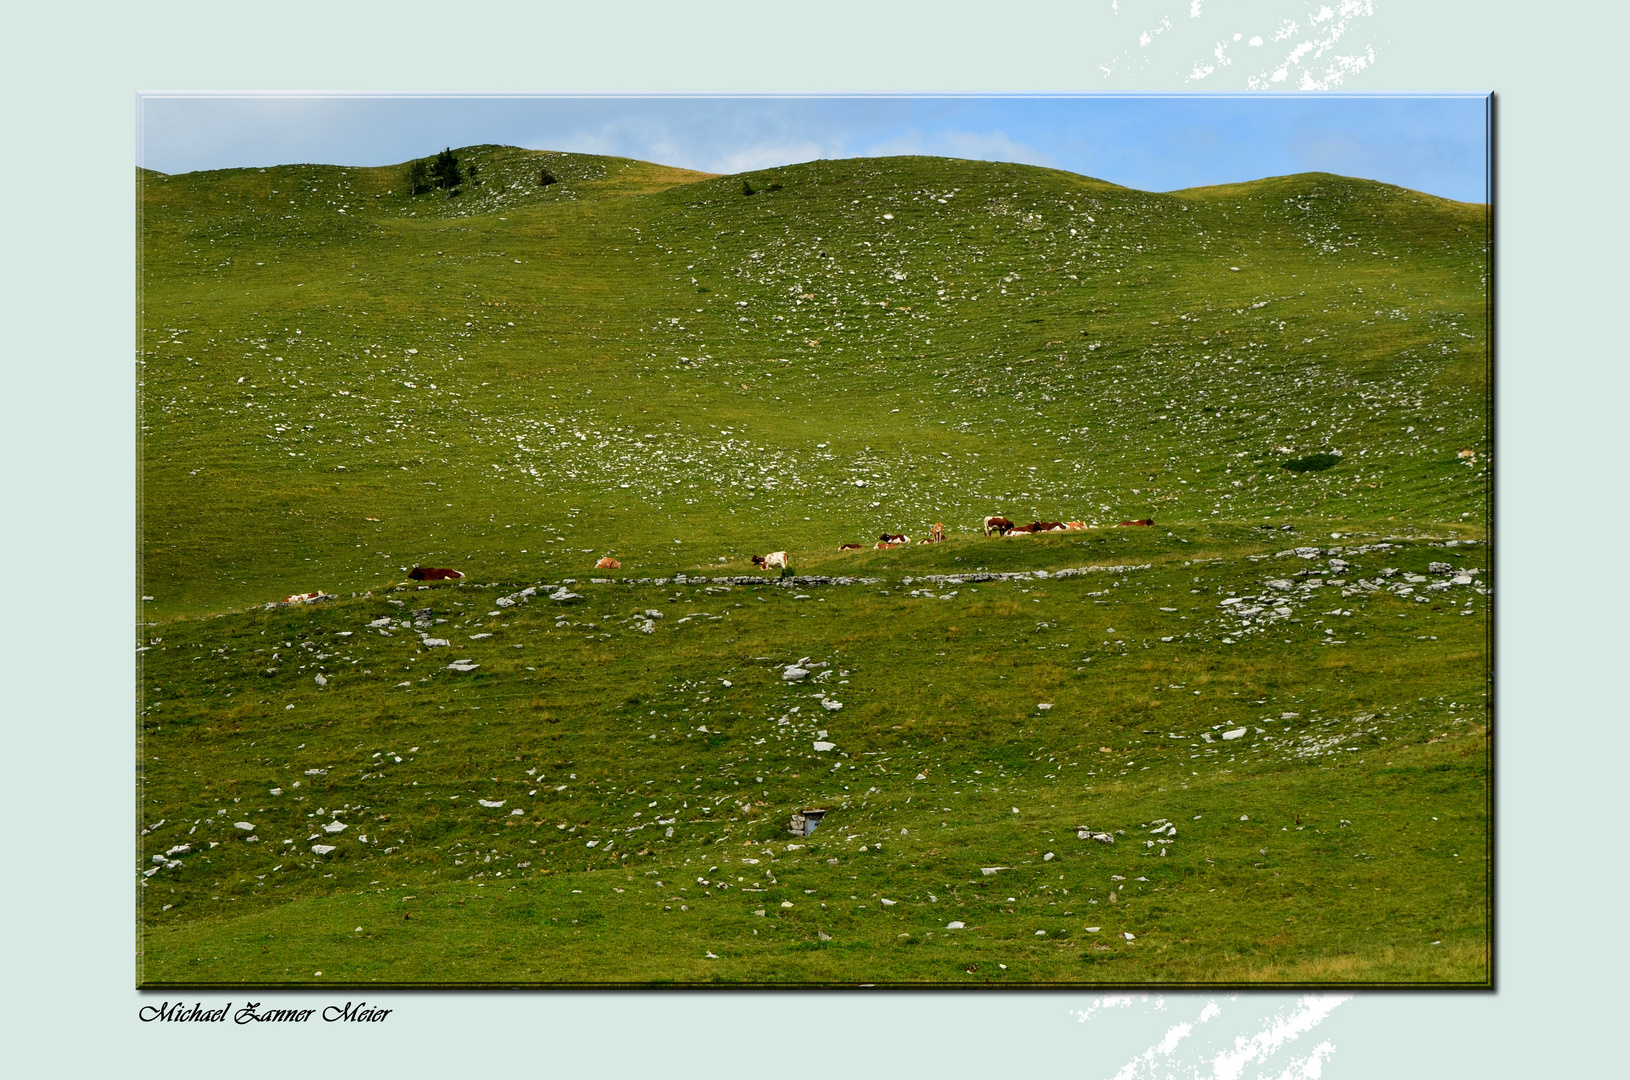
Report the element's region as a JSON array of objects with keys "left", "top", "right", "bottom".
[{"left": 137, "top": 147, "right": 1490, "bottom": 985}]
